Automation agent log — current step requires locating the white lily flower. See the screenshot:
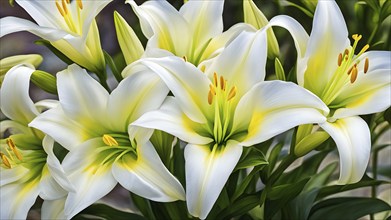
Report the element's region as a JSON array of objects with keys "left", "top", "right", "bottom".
[
  {"left": 30, "top": 64, "right": 185, "bottom": 219},
  {"left": 267, "top": 0, "right": 391, "bottom": 184},
  {"left": 124, "top": 29, "right": 329, "bottom": 219},
  {"left": 0, "top": 0, "right": 111, "bottom": 73},
  {"left": 0, "top": 54, "right": 43, "bottom": 86},
  {"left": 127, "top": 0, "right": 254, "bottom": 66},
  {"left": 0, "top": 65, "right": 74, "bottom": 219}
]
